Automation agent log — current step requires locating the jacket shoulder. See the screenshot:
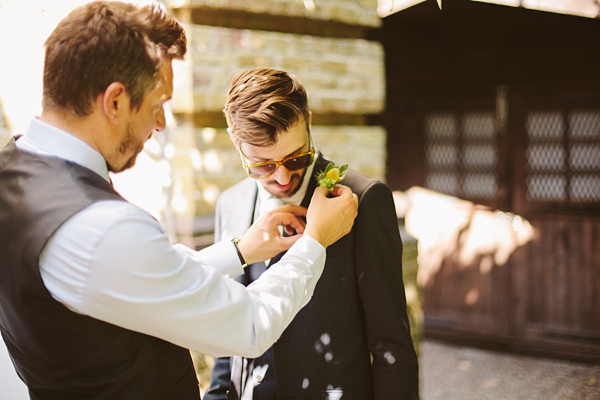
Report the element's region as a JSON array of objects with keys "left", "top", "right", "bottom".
[
  {"left": 316, "top": 153, "right": 390, "bottom": 199},
  {"left": 342, "top": 169, "right": 390, "bottom": 200},
  {"left": 218, "top": 178, "right": 255, "bottom": 204}
]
